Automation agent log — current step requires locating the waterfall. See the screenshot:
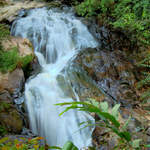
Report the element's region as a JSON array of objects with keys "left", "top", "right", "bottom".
[{"left": 11, "top": 7, "right": 98, "bottom": 148}]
